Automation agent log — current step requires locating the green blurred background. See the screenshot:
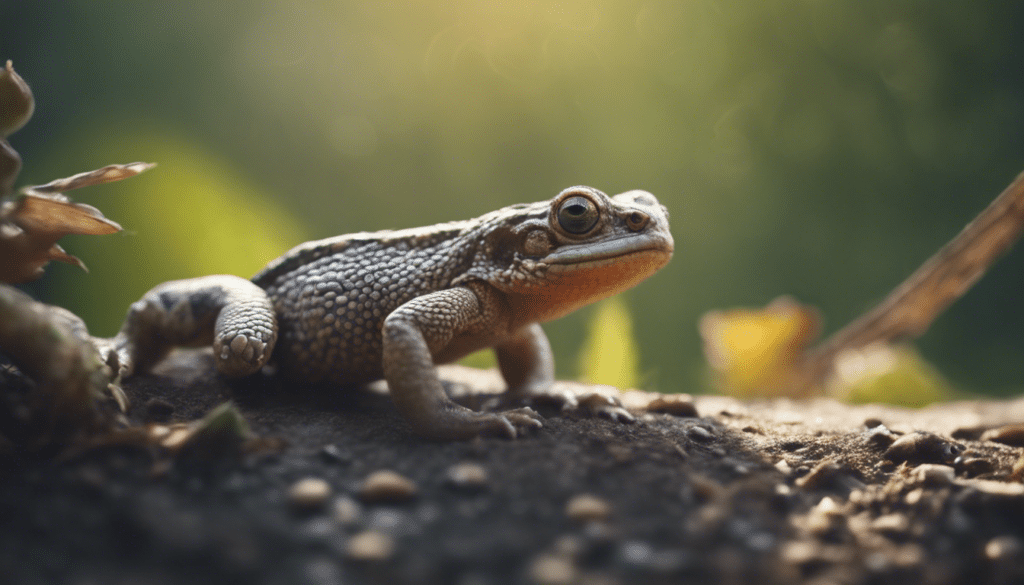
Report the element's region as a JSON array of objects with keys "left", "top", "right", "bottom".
[{"left": 4, "top": 1, "right": 1024, "bottom": 396}]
